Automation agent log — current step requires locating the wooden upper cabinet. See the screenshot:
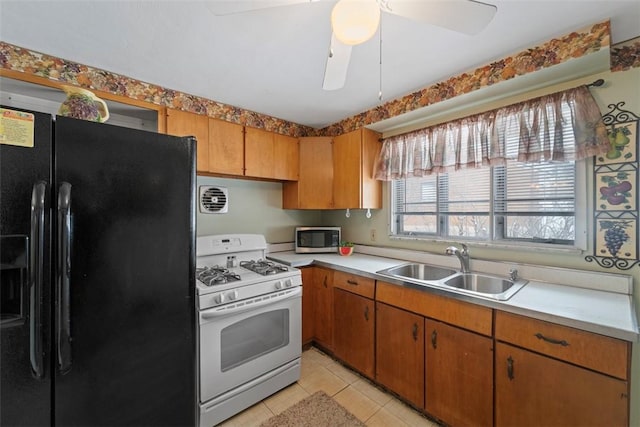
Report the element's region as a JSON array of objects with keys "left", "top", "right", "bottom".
[
  {"left": 166, "top": 108, "right": 209, "bottom": 172},
  {"left": 208, "top": 118, "right": 244, "bottom": 176},
  {"left": 283, "top": 137, "right": 334, "bottom": 209},
  {"left": 332, "top": 127, "right": 382, "bottom": 209},
  {"left": 273, "top": 134, "right": 299, "bottom": 181},
  {"left": 245, "top": 128, "right": 299, "bottom": 180},
  {"left": 245, "top": 127, "right": 274, "bottom": 178}
]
